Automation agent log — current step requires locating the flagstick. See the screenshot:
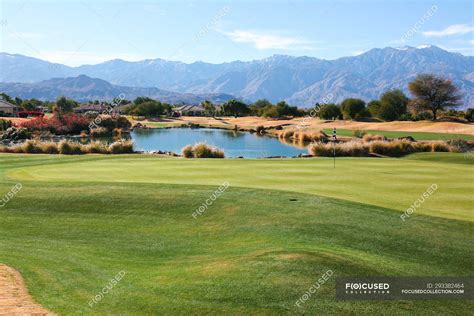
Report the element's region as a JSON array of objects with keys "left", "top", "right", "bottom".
[{"left": 333, "top": 140, "right": 336, "bottom": 168}]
